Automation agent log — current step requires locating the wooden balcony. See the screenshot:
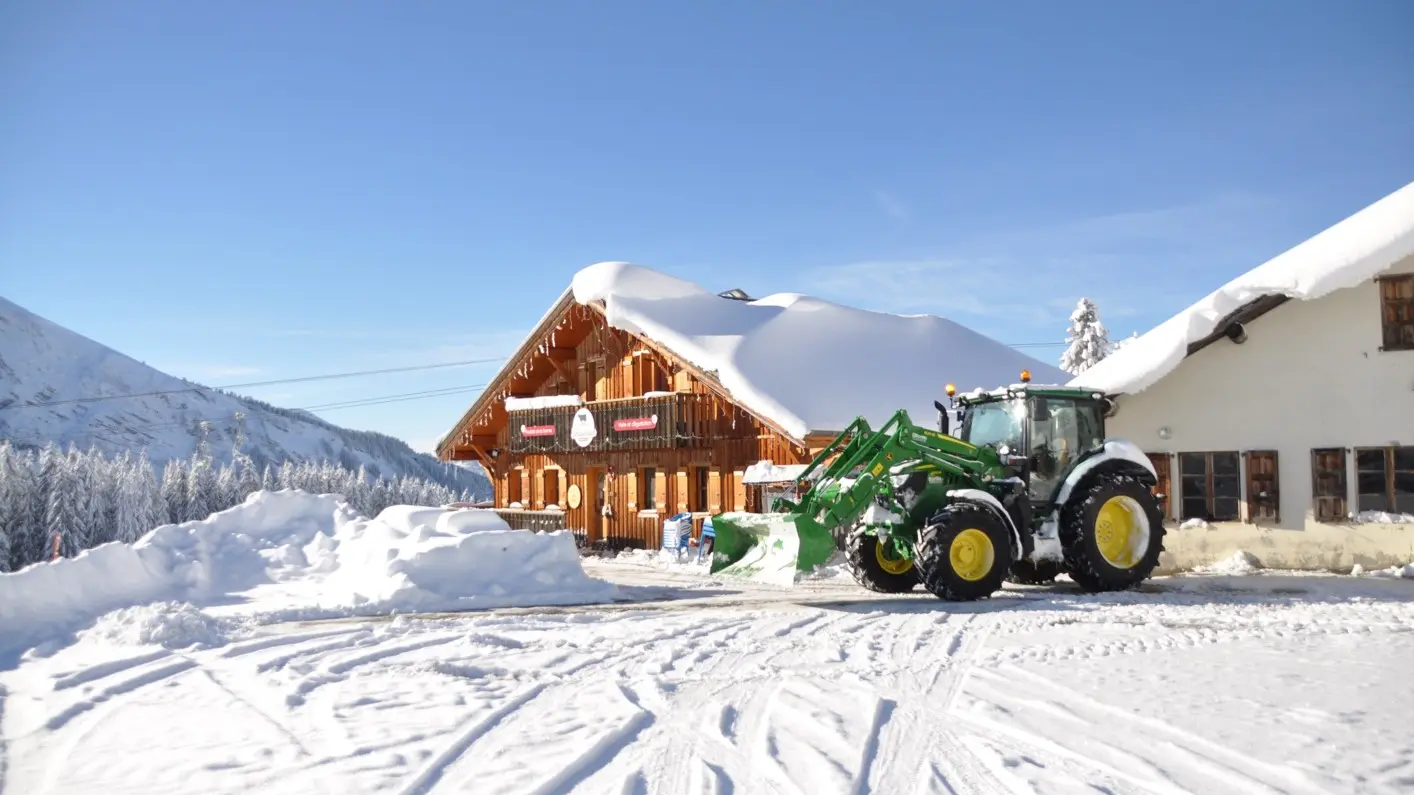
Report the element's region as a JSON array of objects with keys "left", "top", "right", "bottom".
[{"left": 504, "top": 392, "right": 737, "bottom": 454}]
